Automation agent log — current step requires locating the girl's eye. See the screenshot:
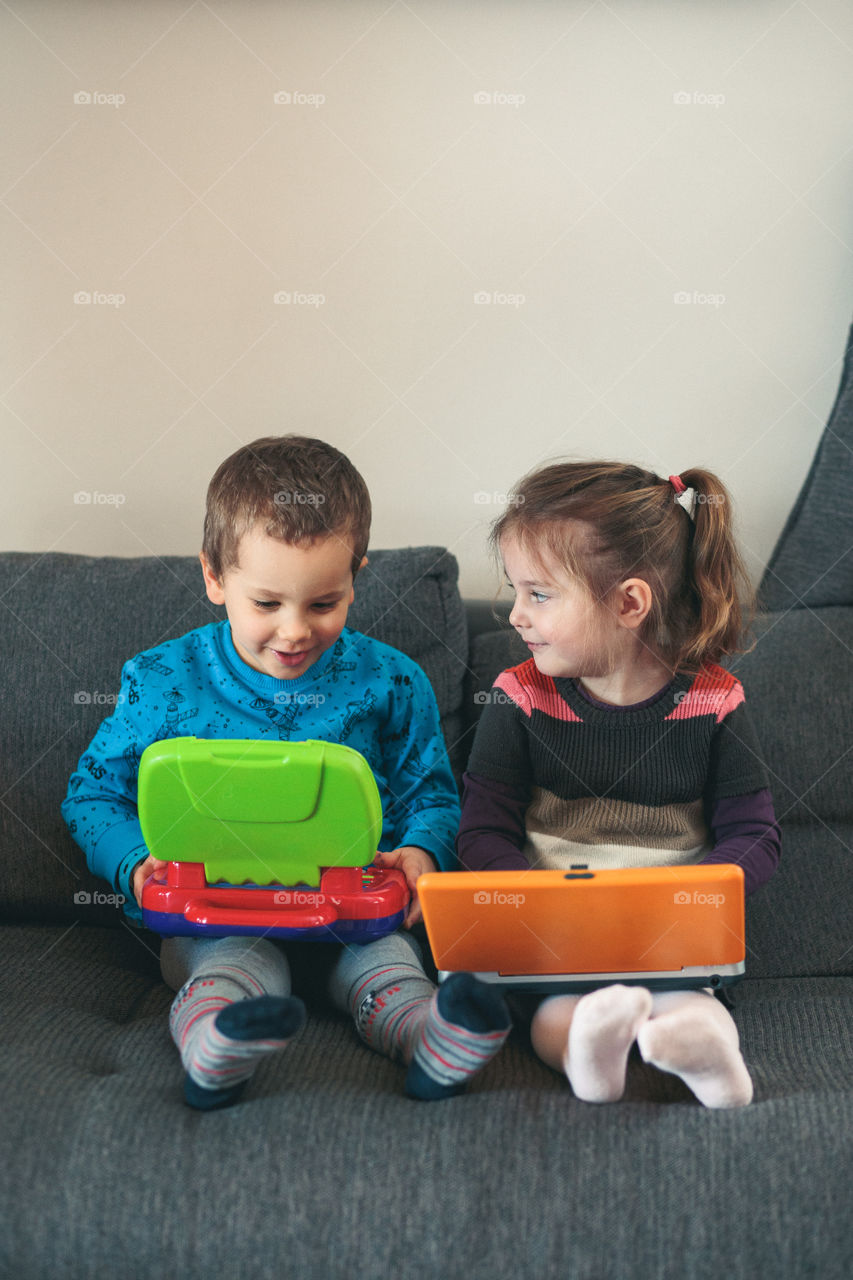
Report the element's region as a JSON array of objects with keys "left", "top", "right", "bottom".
[{"left": 530, "top": 591, "right": 549, "bottom": 604}]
